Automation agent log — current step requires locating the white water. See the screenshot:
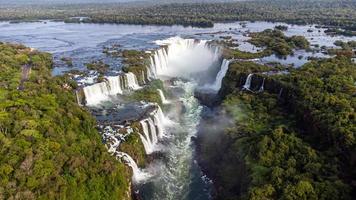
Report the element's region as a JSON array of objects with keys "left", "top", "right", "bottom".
[
  {"left": 125, "top": 72, "right": 141, "bottom": 90},
  {"left": 103, "top": 129, "right": 150, "bottom": 183},
  {"left": 147, "top": 117, "right": 158, "bottom": 144},
  {"left": 150, "top": 37, "right": 220, "bottom": 78},
  {"left": 136, "top": 37, "right": 216, "bottom": 199},
  {"left": 82, "top": 72, "right": 141, "bottom": 106},
  {"left": 157, "top": 89, "right": 170, "bottom": 104},
  {"left": 107, "top": 76, "right": 123, "bottom": 95},
  {"left": 95, "top": 37, "right": 217, "bottom": 198},
  {"left": 116, "top": 152, "right": 151, "bottom": 183},
  {"left": 83, "top": 82, "right": 111, "bottom": 105},
  {"left": 210, "top": 59, "right": 230, "bottom": 91},
  {"left": 140, "top": 120, "right": 154, "bottom": 154},
  {"left": 243, "top": 74, "right": 253, "bottom": 91},
  {"left": 142, "top": 81, "right": 212, "bottom": 199},
  {"left": 138, "top": 105, "right": 167, "bottom": 154},
  {"left": 259, "top": 78, "right": 265, "bottom": 92}
]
